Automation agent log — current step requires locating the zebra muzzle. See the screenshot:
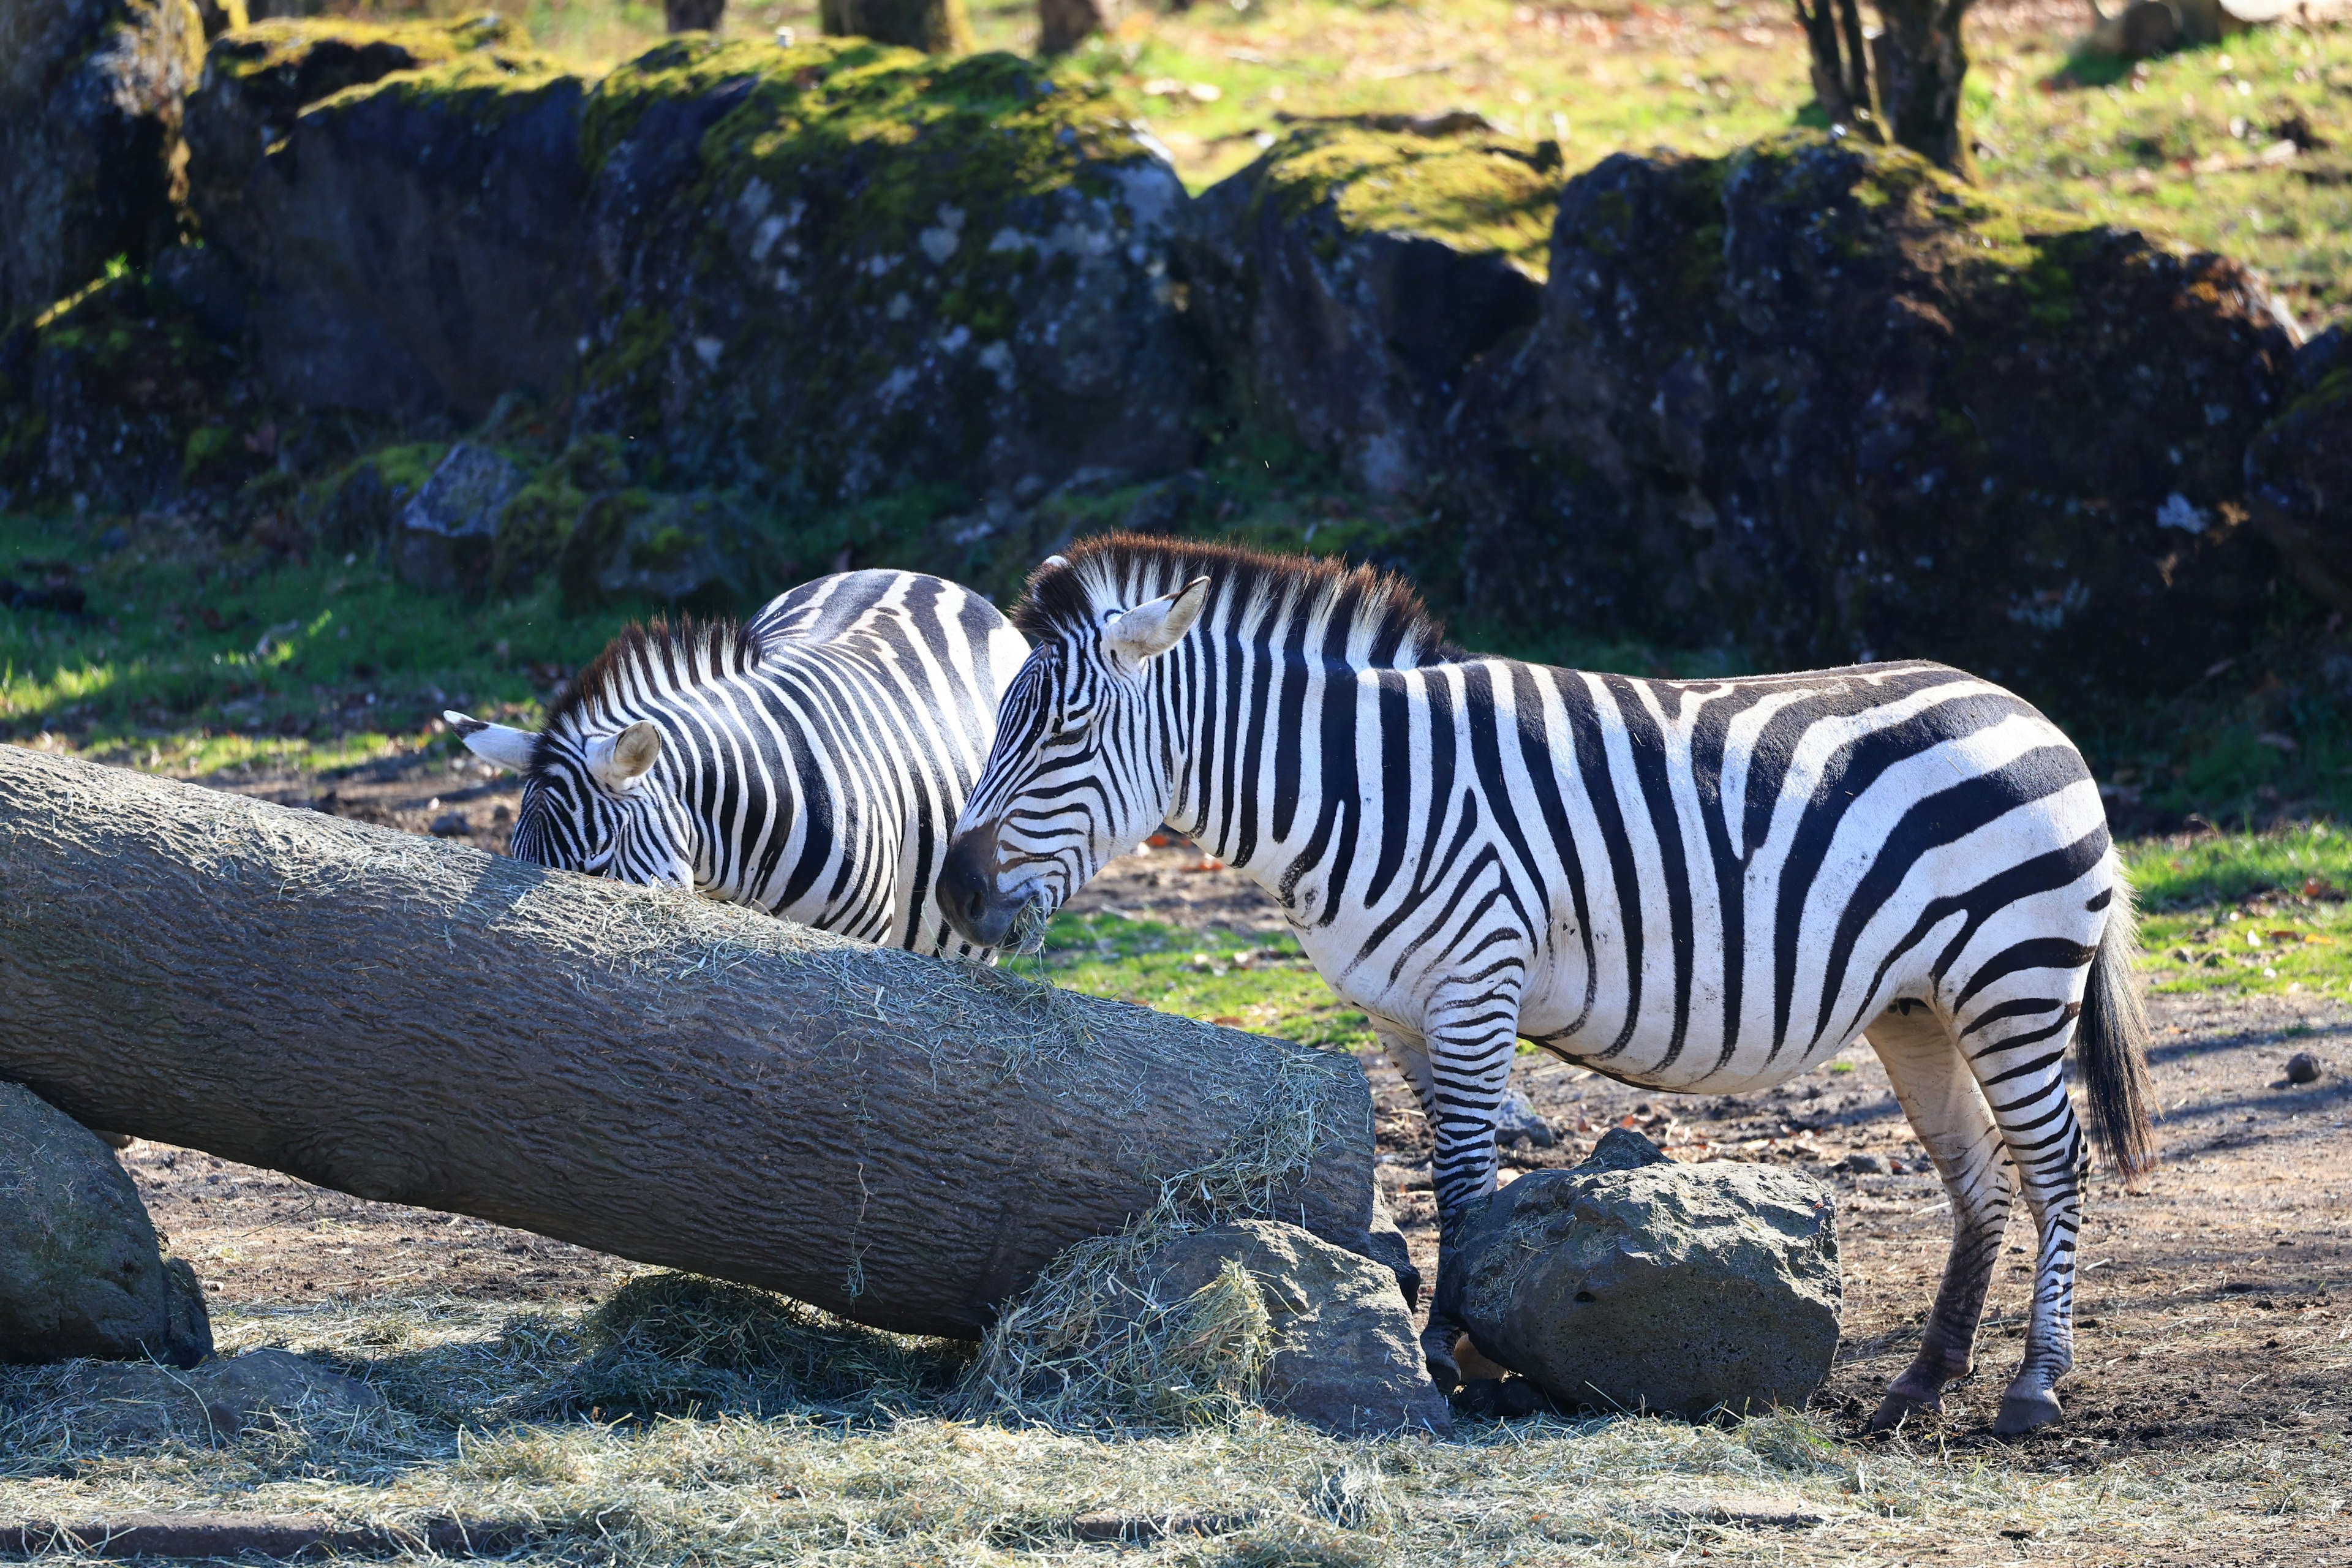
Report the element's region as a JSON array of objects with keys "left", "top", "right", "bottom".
[{"left": 938, "top": 823, "right": 1027, "bottom": 949}]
